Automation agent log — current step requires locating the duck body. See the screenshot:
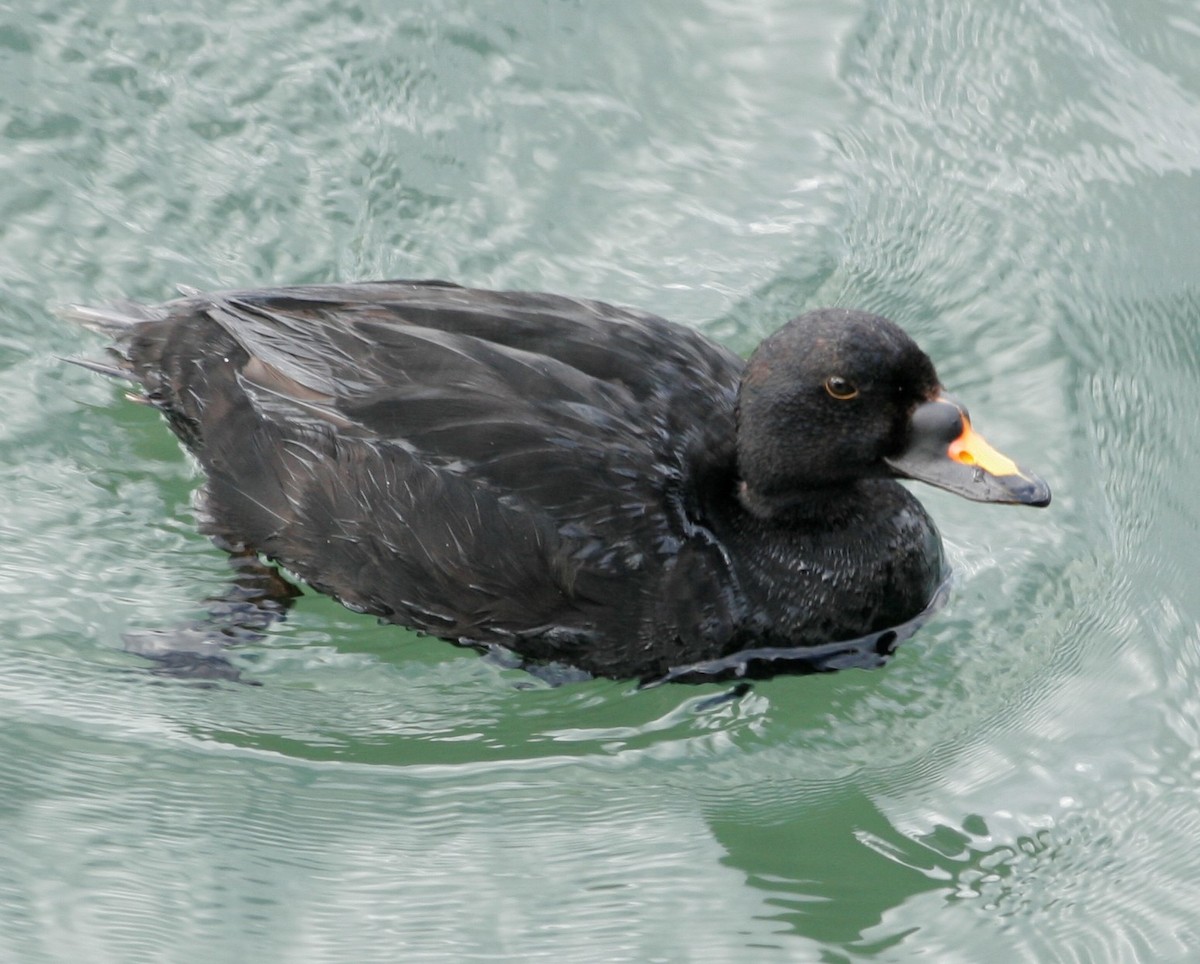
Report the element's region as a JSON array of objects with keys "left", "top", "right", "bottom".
[{"left": 71, "top": 280, "right": 1047, "bottom": 681}]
